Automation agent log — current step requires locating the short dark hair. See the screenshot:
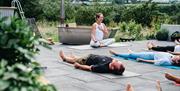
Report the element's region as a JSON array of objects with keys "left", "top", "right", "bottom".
[
  {"left": 95, "top": 13, "right": 103, "bottom": 19},
  {"left": 112, "top": 64, "right": 125, "bottom": 75},
  {"left": 173, "top": 59, "right": 180, "bottom": 66}
]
